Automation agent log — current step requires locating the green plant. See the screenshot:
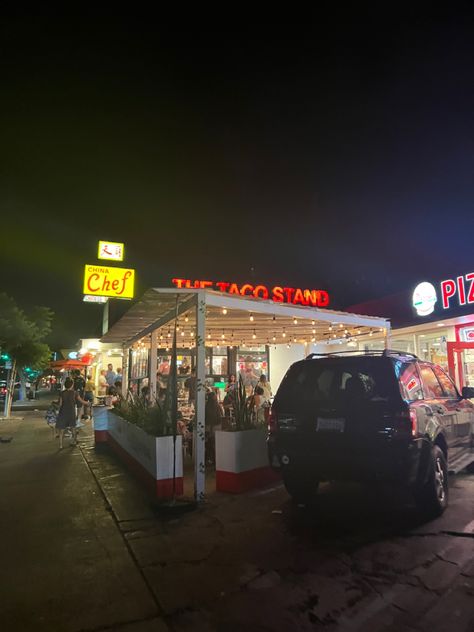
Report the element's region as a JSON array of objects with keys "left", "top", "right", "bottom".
[
  {"left": 232, "top": 375, "right": 256, "bottom": 431},
  {"left": 113, "top": 394, "right": 172, "bottom": 437}
]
